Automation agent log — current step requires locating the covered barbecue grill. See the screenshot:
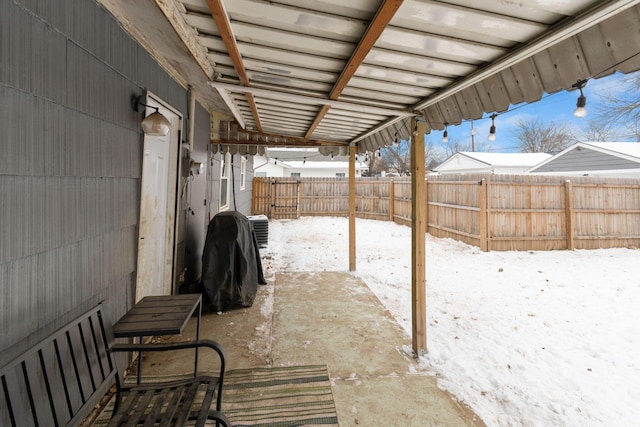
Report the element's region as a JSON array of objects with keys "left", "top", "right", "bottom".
[{"left": 201, "top": 211, "right": 266, "bottom": 312}]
